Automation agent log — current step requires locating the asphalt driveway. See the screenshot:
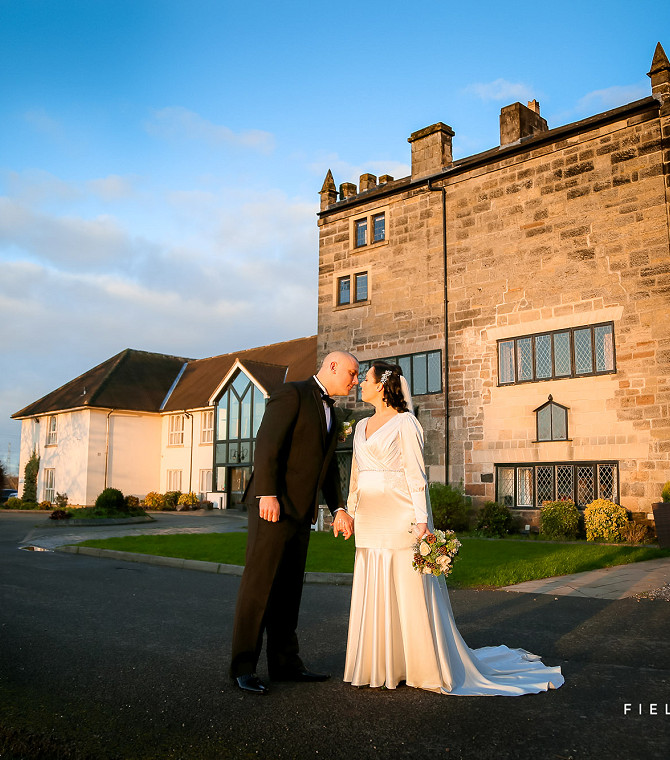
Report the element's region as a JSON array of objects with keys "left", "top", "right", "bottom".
[{"left": 1, "top": 512, "right": 668, "bottom": 760}]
